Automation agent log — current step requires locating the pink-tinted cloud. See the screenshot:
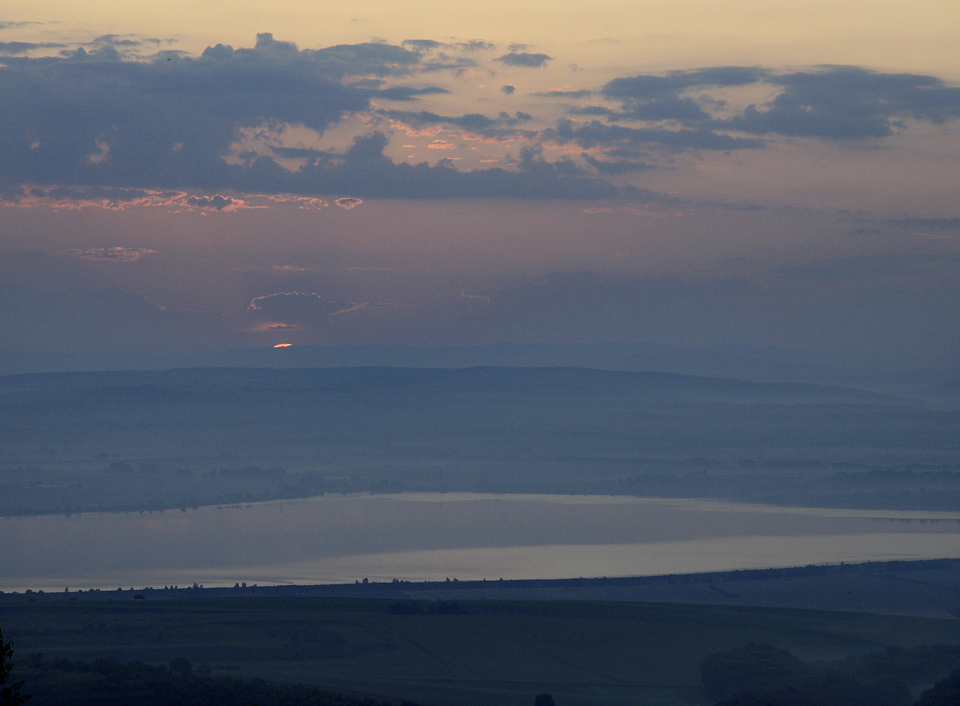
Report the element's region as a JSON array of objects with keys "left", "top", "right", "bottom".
[
  {"left": 459, "top": 289, "right": 491, "bottom": 304},
  {"left": 257, "top": 194, "right": 328, "bottom": 209},
  {"left": 340, "top": 266, "right": 402, "bottom": 273},
  {"left": 4, "top": 186, "right": 259, "bottom": 212},
  {"left": 335, "top": 197, "right": 363, "bottom": 209},
  {"left": 247, "top": 291, "right": 353, "bottom": 316},
  {"left": 61, "top": 247, "right": 157, "bottom": 262},
  {"left": 182, "top": 194, "right": 253, "bottom": 211}
]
